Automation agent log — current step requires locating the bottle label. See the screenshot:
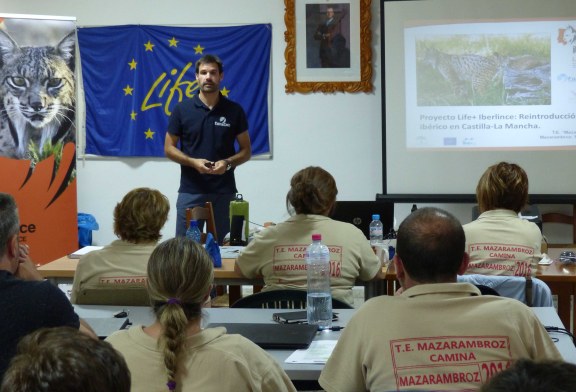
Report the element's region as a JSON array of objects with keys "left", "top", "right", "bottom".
[{"left": 370, "top": 227, "right": 383, "bottom": 236}]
